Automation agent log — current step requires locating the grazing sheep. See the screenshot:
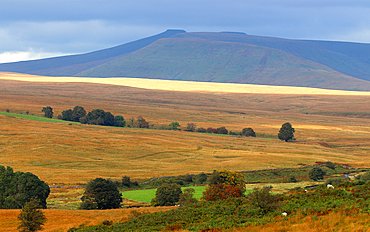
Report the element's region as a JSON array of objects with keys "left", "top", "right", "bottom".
[
  {"left": 282, "top": 212, "right": 288, "bottom": 216},
  {"left": 327, "top": 184, "right": 334, "bottom": 189},
  {"left": 305, "top": 189, "right": 308, "bottom": 193}
]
